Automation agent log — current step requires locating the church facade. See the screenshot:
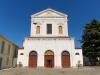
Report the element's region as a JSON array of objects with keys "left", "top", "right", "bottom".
[{"left": 17, "top": 8, "right": 83, "bottom": 68}]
